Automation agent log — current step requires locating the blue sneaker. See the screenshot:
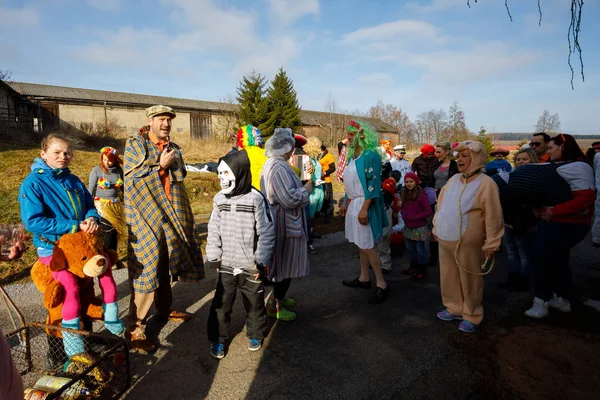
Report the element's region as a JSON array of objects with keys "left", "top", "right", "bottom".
[
  {"left": 210, "top": 343, "right": 225, "bottom": 359},
  {"left": 436, "top": 310, "right": 462, "bottom": 321},
  {"left": 248, "top": 339, "right": 262, "bottom": 352},
  {"left": 458, "top": 320, "right": 477, "bottom": 333}
]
